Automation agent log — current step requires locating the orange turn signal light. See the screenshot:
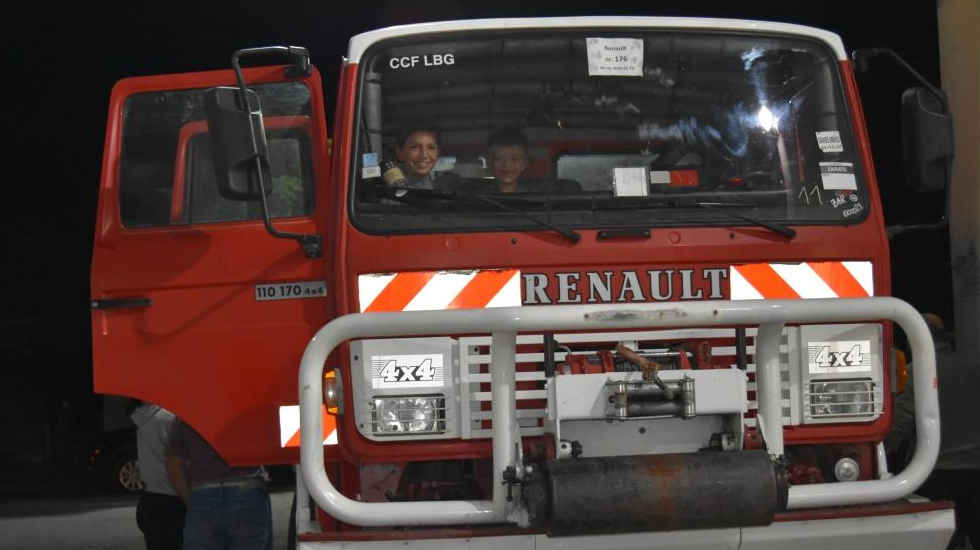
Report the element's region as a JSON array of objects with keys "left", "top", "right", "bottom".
[
  {"left": 323, "top": 369, "right": 341, "bottom": 414},
  {"left": 893, "top": 349, "right": 909, "bottom": 394}
]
